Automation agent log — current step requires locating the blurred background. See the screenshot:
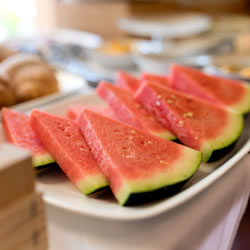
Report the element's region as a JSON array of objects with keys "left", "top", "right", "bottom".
[{"left": 0, "top": 0, "right": 250, "bottom": 87}]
